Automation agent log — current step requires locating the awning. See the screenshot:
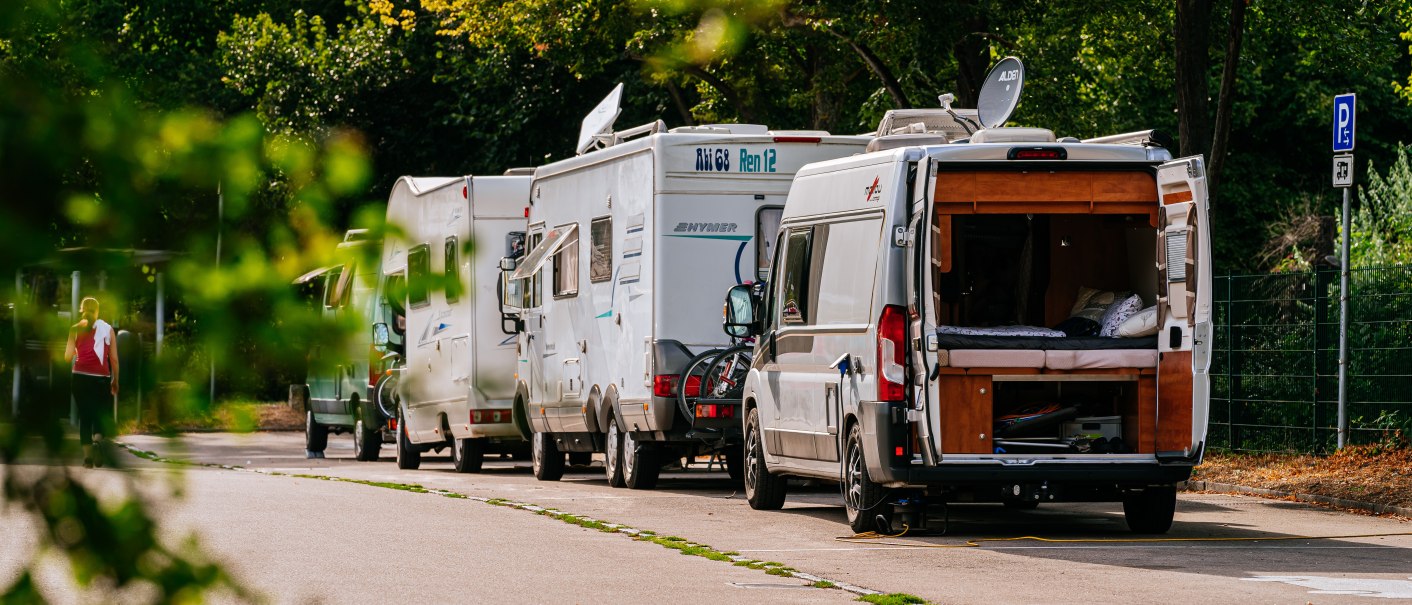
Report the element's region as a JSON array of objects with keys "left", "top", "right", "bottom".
[{"left": 510, "top": 224, "right": 578, "bottom": 280}]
